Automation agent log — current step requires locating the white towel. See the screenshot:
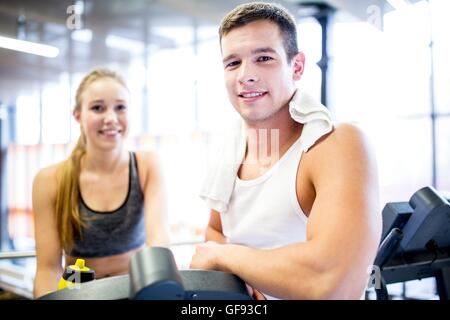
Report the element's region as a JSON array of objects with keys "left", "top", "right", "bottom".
[{"left": 199, "top": 90, "right": 334, "bottom": 213}]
